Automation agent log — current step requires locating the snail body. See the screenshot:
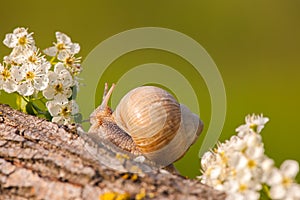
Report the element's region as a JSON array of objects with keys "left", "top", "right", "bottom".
[{"left": 89, "top": 84, "right": 203, "bottom": 168}]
